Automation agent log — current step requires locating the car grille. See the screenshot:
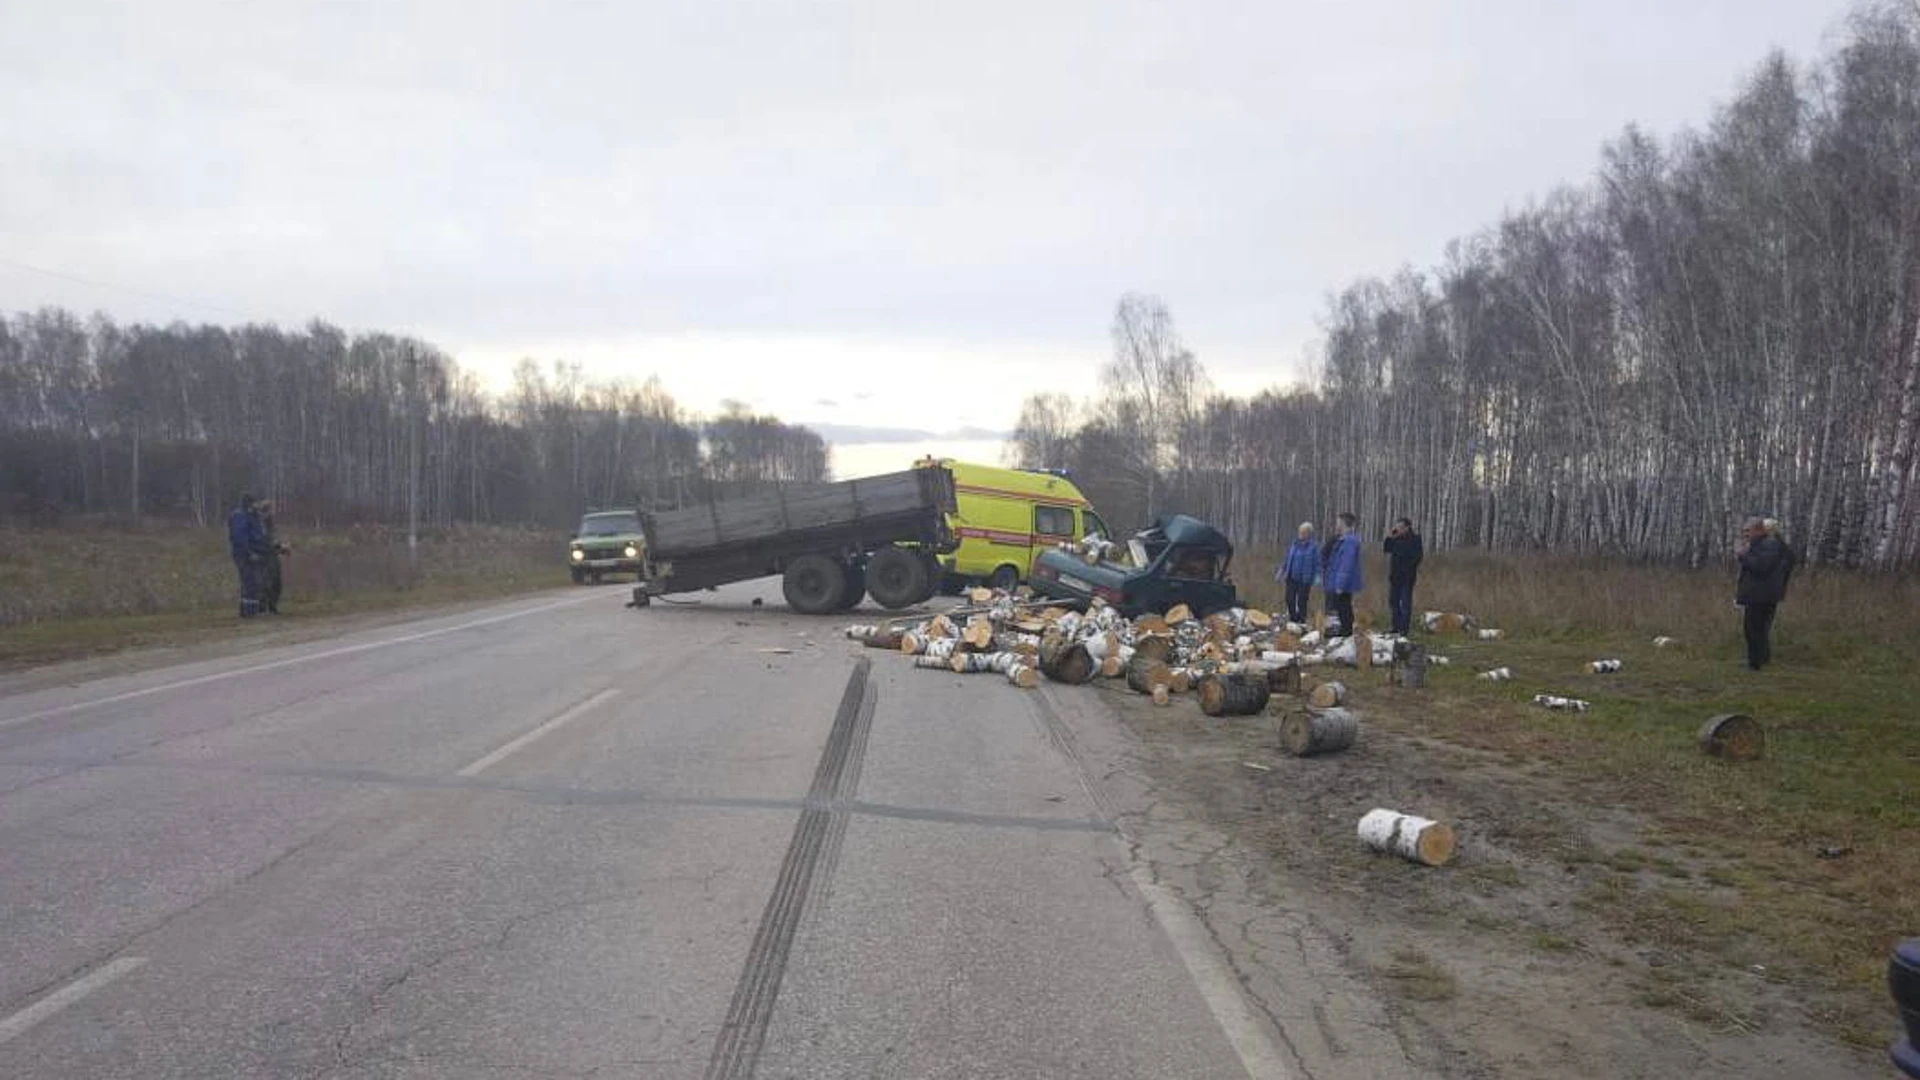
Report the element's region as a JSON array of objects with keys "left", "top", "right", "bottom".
[{"left": 582, "top": 544, "right": 629, "bottom": 559}]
